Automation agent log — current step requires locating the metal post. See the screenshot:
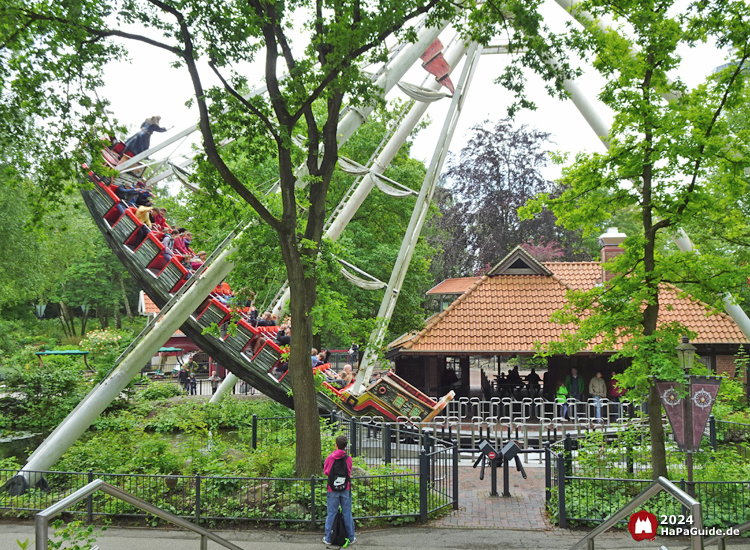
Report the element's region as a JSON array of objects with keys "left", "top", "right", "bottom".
[
  {"left": 350, "top": 417, "right": 358, "bottom": 458},
  {"left": 35, "top": 515, "right": 50, "bottom": 550},
  {"left": 419, "top": 451, "right": 429, "bottom": 522},
  {"left": 709, "top": 415, "right": 717, "bottom": 451},
  {"left": 252, "top": 414, "right": 258, "bottom": 450},
  {"left": 195, "top": 474, "right": 201, "bottom": 524},
  {"left": 564, "top": 433, "right": 573, "bottom": 477},
  {"left": 452, "top": 440, "right": 459, "bottom": 510},
  {"left": 523, "top": 425, "right": 529, "bottom": 464},
  {"left": 310, "top": 476, "right": 316, "bottom": 530},
  {"left": 557, "top": 453, "right": 567, "bottom": 528},
  {"left": 501, "top": 457, "right": 508, "bottom": 497},
  {"left": 200, "top": 534, "right": 208, "bottom": 550},
  {"left": 544, "top": 442, "right": 551, "bottom": 504},
  {"left": 87, "top": 471, "right": 94, "bottom": 525},
  {"left": 384, "top": 424, "right": 392, "bottom": 464}
]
